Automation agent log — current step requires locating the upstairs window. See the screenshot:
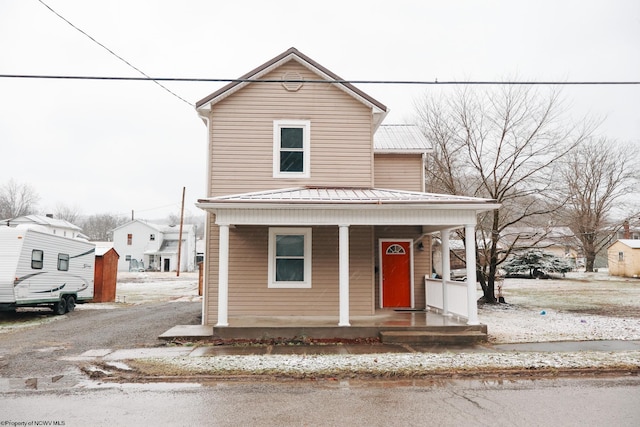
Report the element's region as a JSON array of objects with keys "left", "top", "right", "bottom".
[
  {"left": 127, "top": 234, "right": 133, "bottom": 245},
  {"left": 150, "top": 234, "right": 155, "bottom": 241},
  {"left": 273, "top": 120, "right": 310, "bottom": 178}
]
